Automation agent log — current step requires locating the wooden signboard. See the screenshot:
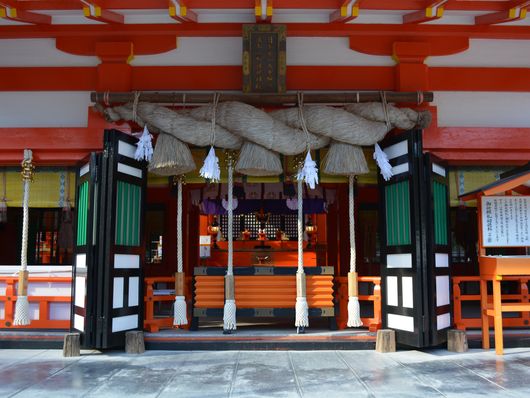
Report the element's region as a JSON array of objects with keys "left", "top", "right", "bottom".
[
  {"left": 481, "top": 196, "right": 530, "bottom": 247},
  {"left": 243, "top": 24, "right": 286, "bottom": 93}
]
